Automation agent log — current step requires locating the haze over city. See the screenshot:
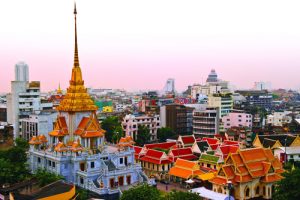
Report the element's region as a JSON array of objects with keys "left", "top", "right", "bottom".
[{"left": 1, "top": 0, "right": 300, "bottom": 92}]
